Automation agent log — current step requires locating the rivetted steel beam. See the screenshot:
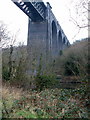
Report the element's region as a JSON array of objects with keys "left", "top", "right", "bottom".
[{"left": 11, "top": 0, "right": 46, "bottom": 22}]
